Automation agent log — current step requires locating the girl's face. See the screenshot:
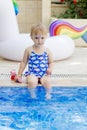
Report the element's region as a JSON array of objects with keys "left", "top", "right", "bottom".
[{"left": 31, "top": 34, "right": 47, "bottom": 47}]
